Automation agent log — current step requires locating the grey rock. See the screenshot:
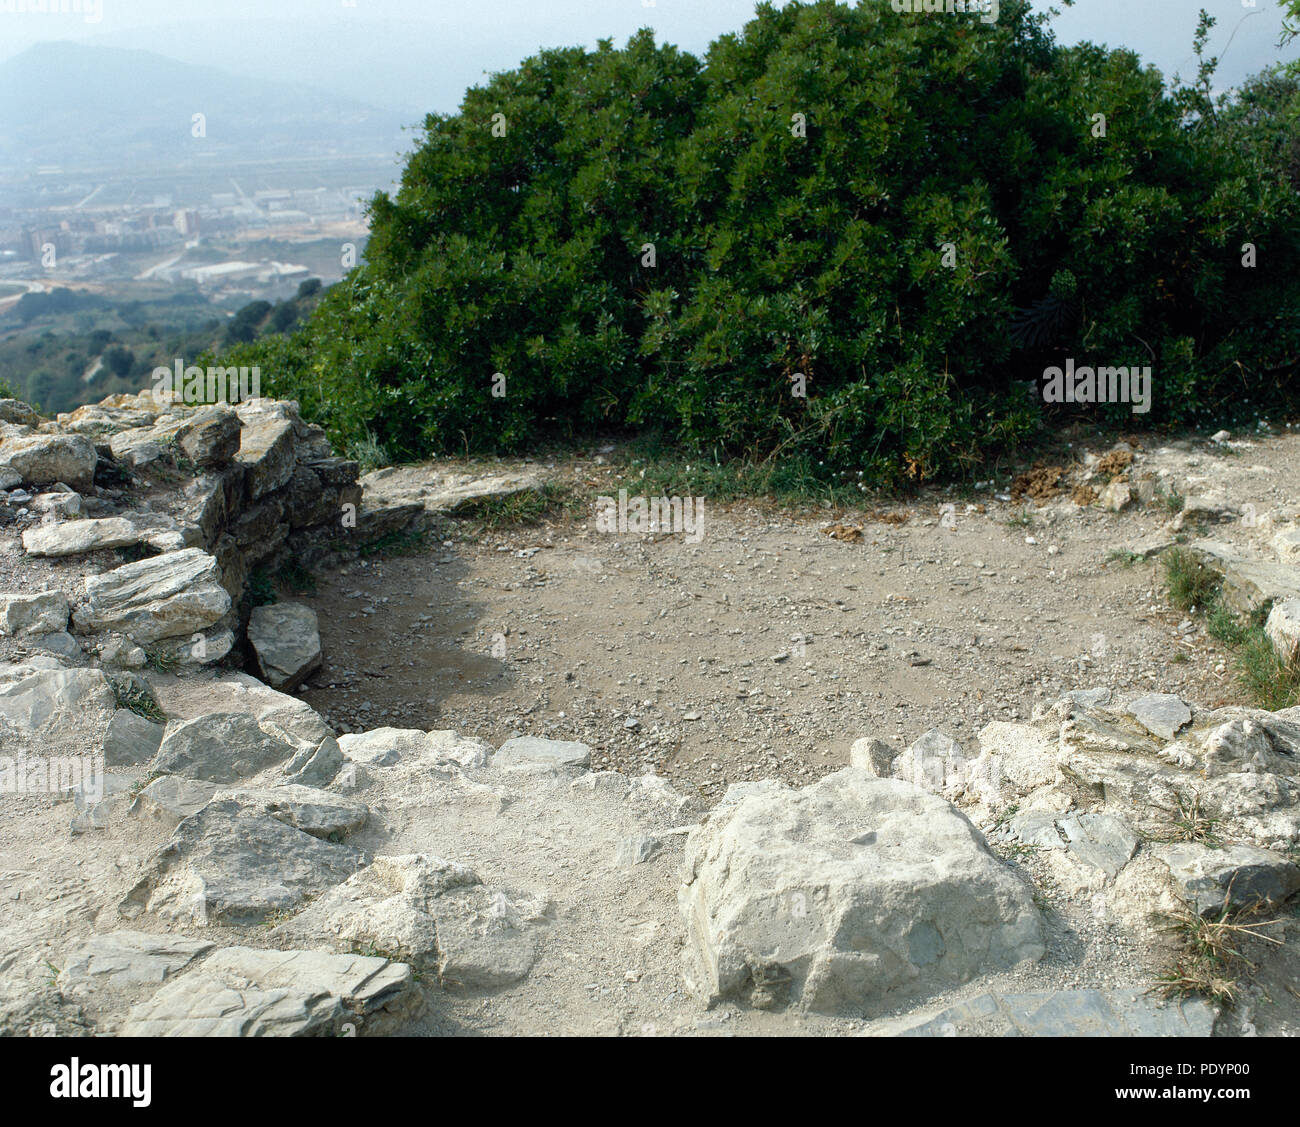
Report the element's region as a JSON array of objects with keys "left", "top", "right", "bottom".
[
  {"left": 972, "top": 721, "right": 1058, "bottom": 798},
  {"left": 31, "top": 631, "right": 82, "bottom": 660},
  {"left": 236, "top": 416, "right": 297, "bottom": 500},
  {"left": 0, "top": 399, "right": 41, "bottom": 427},
  {"left": 1154, "top": 842, "right": 1300, "bottom": 916},
  {"left": 1064, "top": 687, "right": 1113, "bottom": 710},
  {"left": 335, "top": 728, "right": 491, "bottom": 770},
  {"left": 359, "top": 465, "right": 544, "bottom": 515},
  {"left": 214, "top": 784, "right": 369, "bottom": 839},
  {"left": 102, "top": 708, "right": 165, "bottom": 766},
  {"left": 680, "top": 770, "right": 1043, "bottom": 1014},
  {"left": 356, "top": 500, "right": 425, "bottom": 542},
  {"left": 68, "top": 773, "right": 137, "bottom": 834},
  {"left": 73, "top": 548, "right": 230, "bottom": 644},
  {"left": 282, "top": 735, "right": 344, "bottom": 787},
  {"left": 1126, "top": 693, "right": 1193, "bottom": 741},
  {"left": 848, "top": 737, "right": 899, "bottom": 776},
  {"left": 1182, "top": 495, "right": 1236, "bottom": 522},
  {"left": 1265, "top": 599, "right": 1300, "bottom": 665},
  {"left": 1273, "top": 528, "right": 1300, "bottom": 565},
  {"left": 176, "top": 406, "right": 241, "bottom": 468},
  {"left": 0, "top": 432, "right": 97, "bottom": 490},
  {"left": 58, "top": 932, "right": 213, "bottom": 997},
  {"left": 151, "top": 713, "right": 298, "bottom": 784},
  {"left": 122, "top": 798, "right": 367, "bottom": 924},
  {"left": 0, "top": 661, "right": 117, "bottom": 755},
  {"left": 274, "top": 854, "right": 540, "bottom": 988},
  {"left": 423, "top": 729, "right": 494, "bottom": 768},
  {"left": 892, "top": 729, "right": 973, "bottom": 796},
  {"left": 615, "top": 834, "right": 663, "bottom": 866},
  {"left": 122, "top": 947, "right": 420, "bottom": 1037},
  {"left": 337, "top": 729, "right": 408, "bottom": 767},
  {"left": 1200, "top": 716, "right": 1300, "bottom": 778},
  {"left": 248, "top": 602, "right": 322, "bottom": 692},
  {"left": 495, "top": 736, "right": 592, "bottom": 769},
  {"left": 0, "top": 591, "right": 70, "bottom": 637},
  {"left": 130, "top": 775, "right": 221, "bottom": 829},
  {"left": 1057, "top": 812, "right": 1140, "bottom": 879},
  {"left": 30, "top": 491, "right": 82, "bottom": 519},
  {"left": 23, "top": 518, "right": 142, "bottom": 558},
  {"left": 97, "top": 634, "right": 147, "bottom": 670},
  {"left": 1007, "top": 811, "right": 1066, "bottom": 850},
  {"left": 147, "top": 670, "right": 334, "bottom": 745},
  {"left": 145, "top": 627, "right": 236, "bottom": 668},
  {"left": 1099, "top": 480, "right": 1132, "bottom": 512},
  {"left": 1188, "top": 540, "right": 1300, "bottom": 614}
]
